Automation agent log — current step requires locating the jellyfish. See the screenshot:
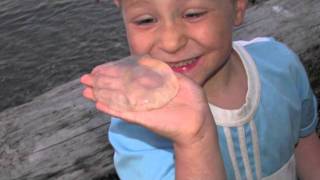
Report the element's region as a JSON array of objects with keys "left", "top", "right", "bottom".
[{"left": 93, "top": 55, "right": 180, "bottom": 111}]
